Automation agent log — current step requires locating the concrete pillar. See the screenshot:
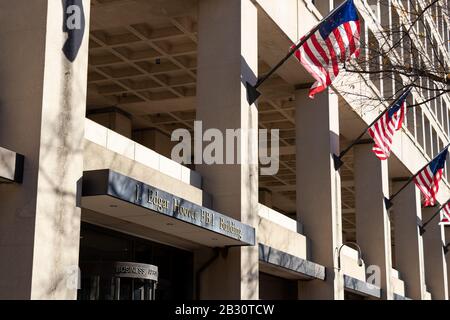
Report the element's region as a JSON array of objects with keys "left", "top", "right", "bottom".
[
  {"left": 0, "top": 0, "right": 91, "bottom": 299},
  {"left": 392, "top": 182, "right": 426, "bottom": 299},
  {"left": 354, "top": 144, "right": 393, "bottom": 299},
  {"left": 87, "top": 109, "right": 132, "bottom": 138},
  {"left": 133, "top": 128, "right": 175, "bottom": 159},
  {"left": 314, "top": 0, "right": 334, "bottom": 17},
  {"left": 422, "top": 208, "right": 448, "bottom": 300},
  {"left": 296, "top": 88, "right": 343, "bottom": 299},
  {"left": 195, "top": 0, "right": 259, "bottom": 299},
  {"left": 259, "top": 188, "right": 273, "bottom": 208}
]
